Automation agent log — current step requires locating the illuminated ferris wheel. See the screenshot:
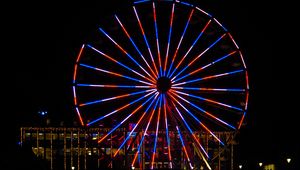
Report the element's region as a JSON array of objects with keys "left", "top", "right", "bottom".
[{"left": 72, "top": 0, "right": 249, "bottom": 169}]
